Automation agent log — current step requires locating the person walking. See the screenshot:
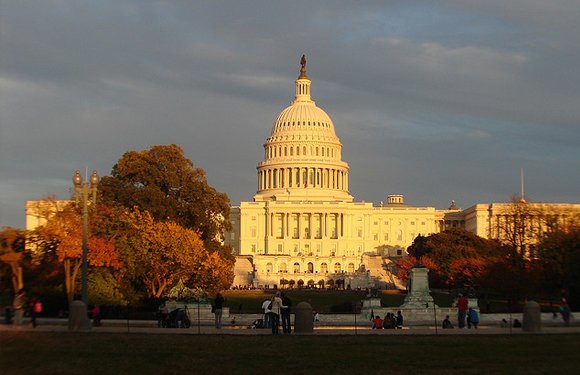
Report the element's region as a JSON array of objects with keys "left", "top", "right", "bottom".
[
  {"left": 29, "top": 296, "right": 42, "bottom": 328},
  {"left": 91, "top": 305, "right": 101, "bottom": 327},
  {"left": 280, "top": 292, "right": 292, "bottom": 334},
  {"left": 456, "top": 293, "right": 469, "bottom": 328},
  {"left": 158, "top": 302, "right": 169, "bottom": 328},
  {"left": 213, "top": 292, "right": 225, "bottom": 329}
]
